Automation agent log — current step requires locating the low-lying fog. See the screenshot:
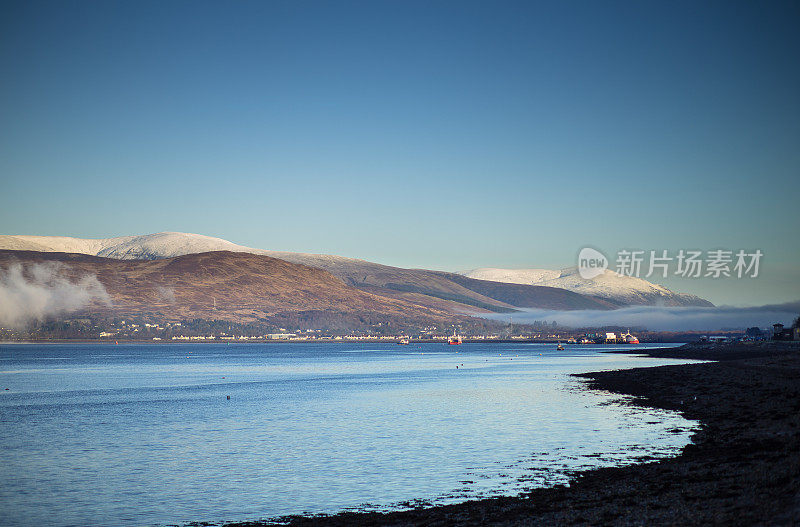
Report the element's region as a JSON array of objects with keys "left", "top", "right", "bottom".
[{"left": 483, "top": 303, "right": 800, "bottom": 332}]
